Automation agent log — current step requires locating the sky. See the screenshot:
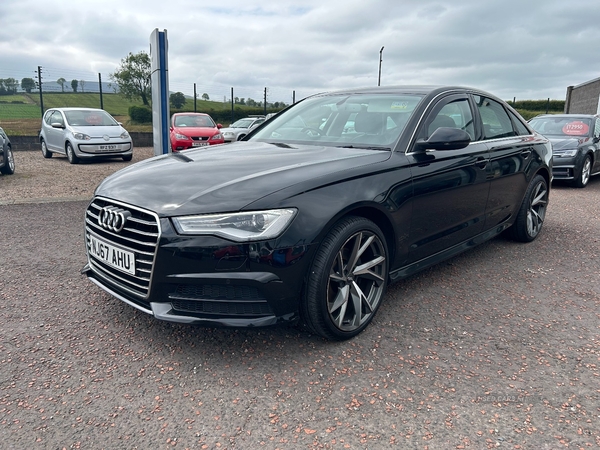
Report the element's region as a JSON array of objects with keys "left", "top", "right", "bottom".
[{"left": 1, "top": 0, "right": 599, "bottom": 105}]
